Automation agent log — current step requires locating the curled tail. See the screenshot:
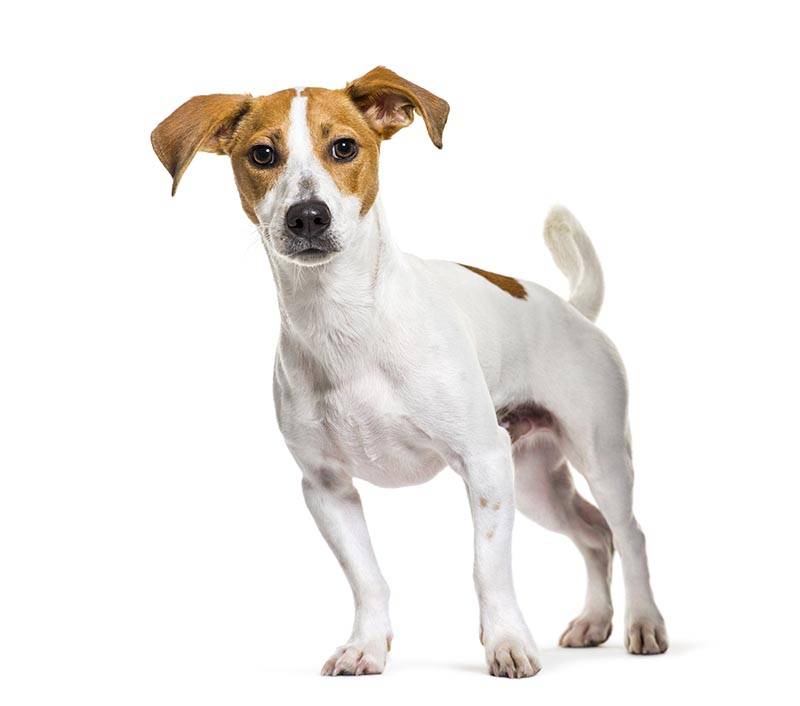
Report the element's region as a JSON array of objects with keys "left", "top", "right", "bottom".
[{"left": 543, "top": 206, "right": 604, "bottom": 322}]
